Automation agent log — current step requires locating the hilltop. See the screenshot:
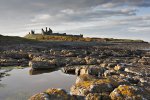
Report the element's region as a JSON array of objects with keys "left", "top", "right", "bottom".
[
  {"left": 24, "top": 27, "right": 146, "bottom": 43},
  {"left": 0, "top": 34, "right": 38, "bottom": 46}
]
